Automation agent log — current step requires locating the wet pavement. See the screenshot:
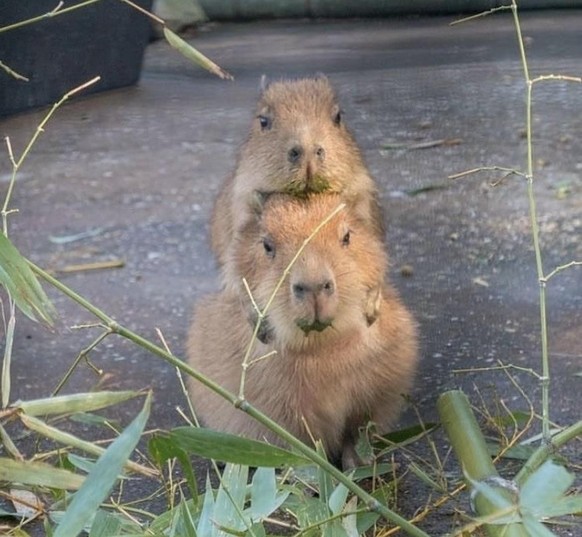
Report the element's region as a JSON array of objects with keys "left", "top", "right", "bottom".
[{"left": 1, "top": 10, "right": 581, "bottom": 535}]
